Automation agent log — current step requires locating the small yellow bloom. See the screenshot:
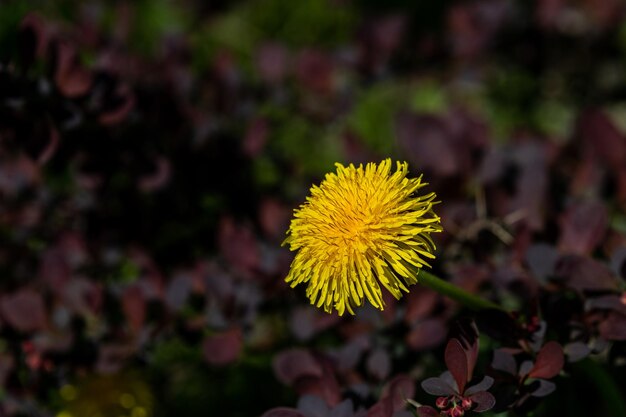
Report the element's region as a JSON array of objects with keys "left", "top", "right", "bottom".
[{"left": 283, "top": 159, "right": 442, "bottom": 315}]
